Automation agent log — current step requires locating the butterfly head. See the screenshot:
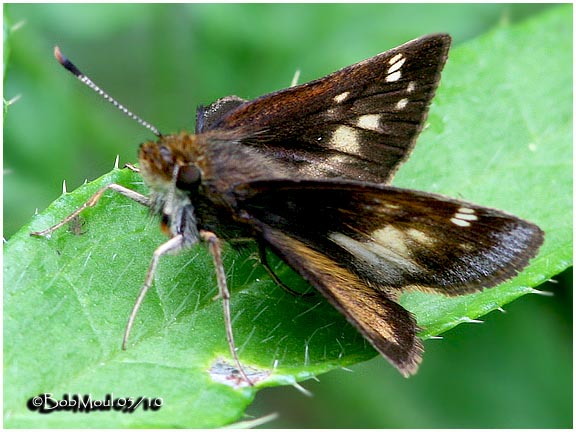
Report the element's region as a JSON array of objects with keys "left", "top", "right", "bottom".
[
  {"left": 138, "top": 132, "right": 206, "bottom": 192},
  {"left": 138, "top": 132, "right": 204, "bottom": 240}
]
